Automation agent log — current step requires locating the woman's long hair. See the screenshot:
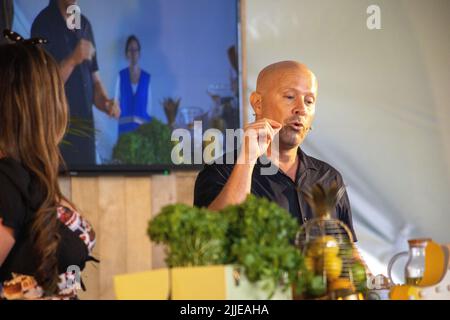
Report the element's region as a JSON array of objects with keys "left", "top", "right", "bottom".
[{"left": 0, "top": 43, "right": 70, "bottom": 294}]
